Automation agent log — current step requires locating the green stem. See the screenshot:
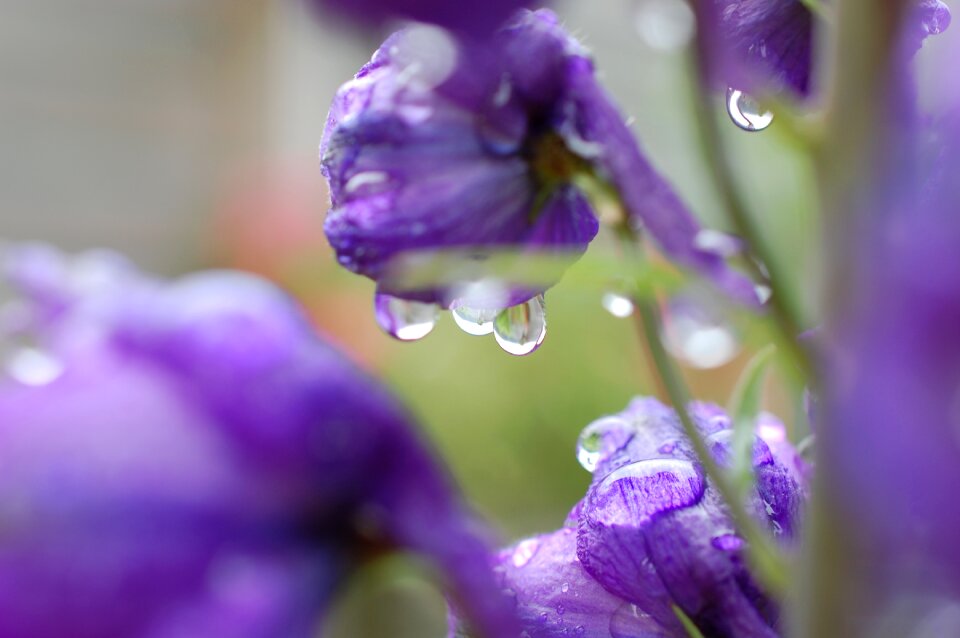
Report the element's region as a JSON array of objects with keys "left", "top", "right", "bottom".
[{"left": 682, "top": 52, "right": 814, "bottom": 384}]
